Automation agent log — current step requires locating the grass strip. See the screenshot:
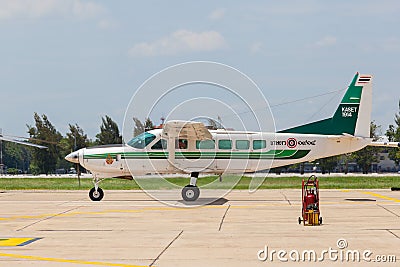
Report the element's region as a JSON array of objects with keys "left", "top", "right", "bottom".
[{"left": 0, "top": 176, "right": 399, "bottom": 190}]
